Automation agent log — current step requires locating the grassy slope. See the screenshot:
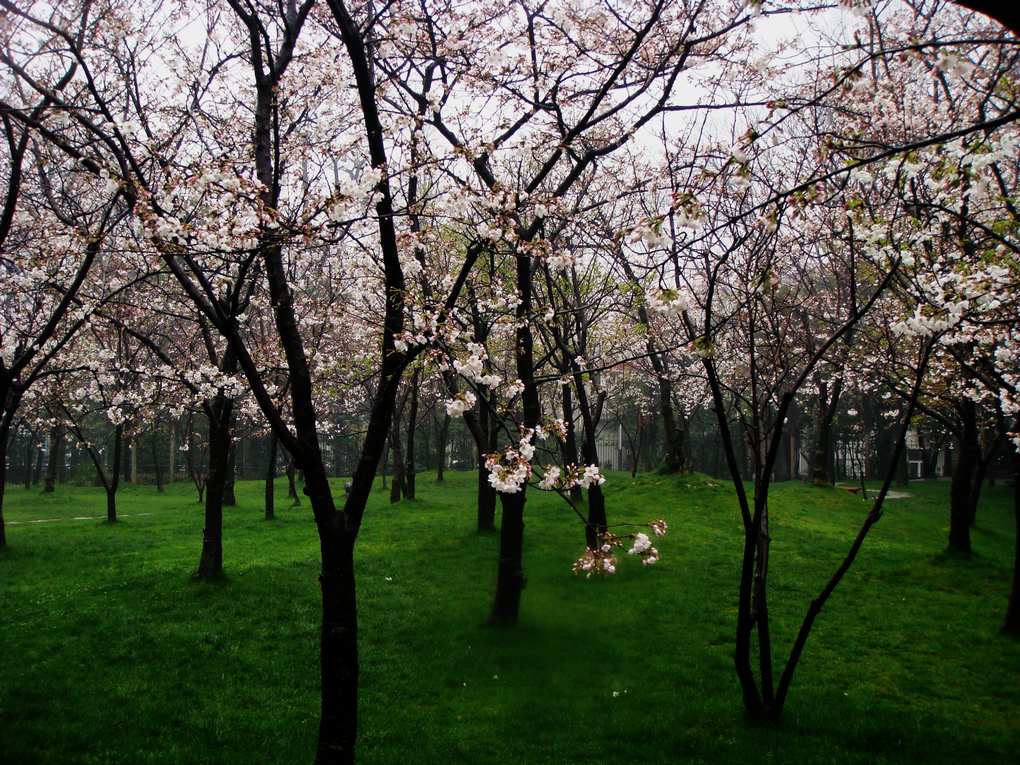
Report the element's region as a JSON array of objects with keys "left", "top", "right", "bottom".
[{"left": 0, "top": 471, "right": 1016, "bottom": 764}]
